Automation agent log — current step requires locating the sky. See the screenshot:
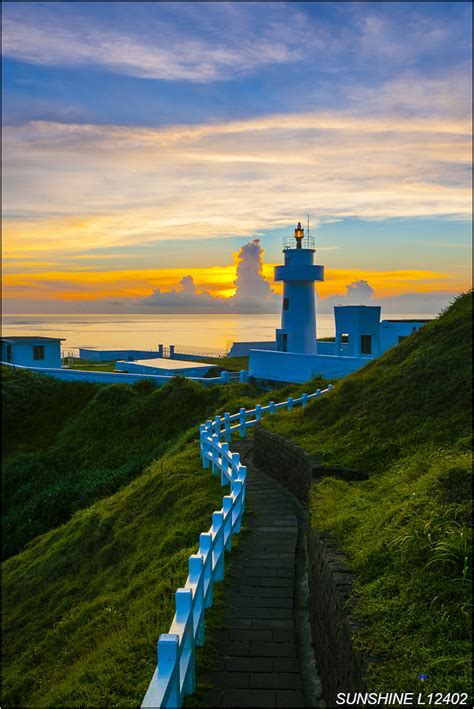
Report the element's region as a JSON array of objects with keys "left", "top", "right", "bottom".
[{"left": 2, "top": 1, "right": 472, "bottom": 314}]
